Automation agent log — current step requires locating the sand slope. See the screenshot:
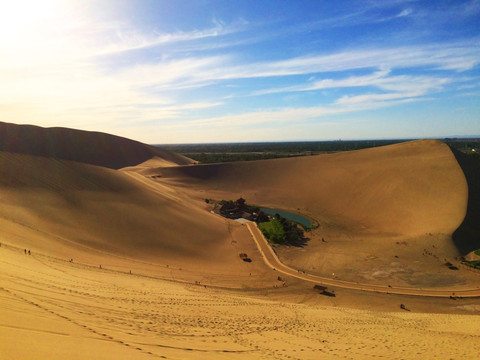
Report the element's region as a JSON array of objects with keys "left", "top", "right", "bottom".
[
  {"left": 0, "top": 121, "right": 194, "bottom": 169},
  {"left": 1, "top": 123, "right": 479, "bottom": 359},
  {"left": 0, "top": 125, "right": 472, "bottom": 279},
  {"left": 0, "top": 150, "right": 268, "bottom": 282},
  {"left": 160, "top": 139, "right": 468, "bottom": 237},
  {"left": 156, "top": 140, "right": 475, "bottom": 286},
  {"left": 1, "top": 245, "right": 480, "bottom": 360}
]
